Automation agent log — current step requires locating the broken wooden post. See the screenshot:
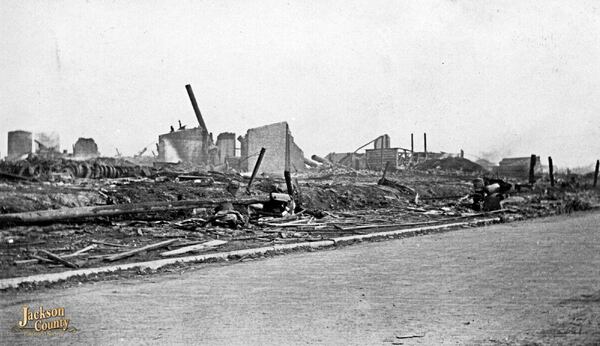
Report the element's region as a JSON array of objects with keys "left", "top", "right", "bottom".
[
  {"left": 285, "top": 123, "right": 291, "bottom": 171},
  {"left": 382, "top": 161, "right": 390, "bottom": 180},
  {"left": 594, "top": 159, "right": 599, "bottom": 187},
  {"left": 284, "top": 124, "right": 294, "bottom": 195},
  {"left": 424, "top": 133, "right": 427, "bottom": 159},
  {"left": 284, "top": 171, "right": 294, "bottom": 196},
  {"left": 380, "top": 139, "right": 384, "bottom": 171},
  {"left": 548, "top": 156, "right": 554, "bottom": 187},
  {"left": 246, "top": 147, "right": 266, "bottom": 193},
  {"left": 529, "top": 154, "right": 536, "bottom": 184}
]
